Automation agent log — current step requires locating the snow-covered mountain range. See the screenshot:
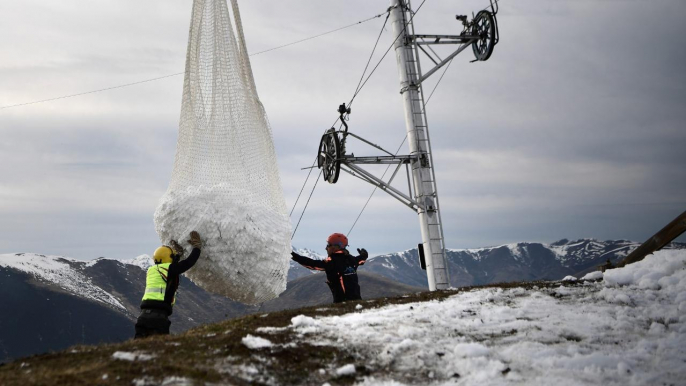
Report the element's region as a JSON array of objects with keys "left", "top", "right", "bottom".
[
  {"left": 3, "top": 248, "right": 685, "bottom": 385},
  {"left": 0, "top": 253, "right": 255, "bottom": 363},
  {"left": 363, "top": 239, "right": 685, "bottom": 288},
  {"left": 1, "top": 238, "right": 683, "bottom": 363}
]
